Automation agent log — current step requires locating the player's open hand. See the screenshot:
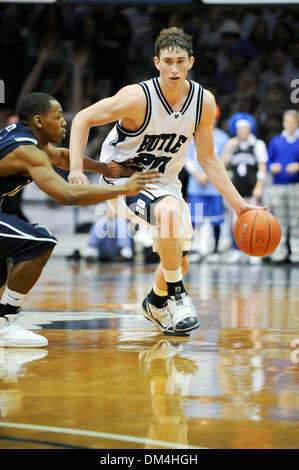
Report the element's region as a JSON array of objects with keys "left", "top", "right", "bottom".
[
  {"left": 68, "top": 169, "right": 90, "bottom": 185},
  {"left": 104, "top": 159, "right": 143, "bottom": 178},
  {"left": 236, "top": 202, "right": 268, "bottom": 218},
  {"left": 124, "top": 170, "right": 161, "bottom": 196}
]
